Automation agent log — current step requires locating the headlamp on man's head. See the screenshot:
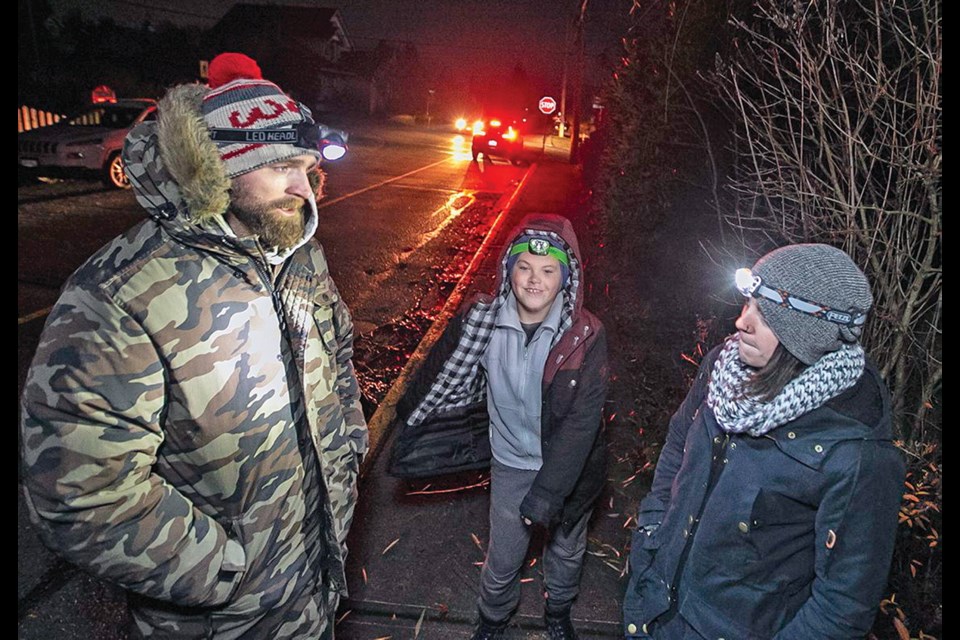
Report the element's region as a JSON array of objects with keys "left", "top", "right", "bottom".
[
  {"left": 734, "top": 267, "right": 867, "bottom": 328},
  {"left": 208, "top": 108, "right": 349, "bottom": 162}
]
